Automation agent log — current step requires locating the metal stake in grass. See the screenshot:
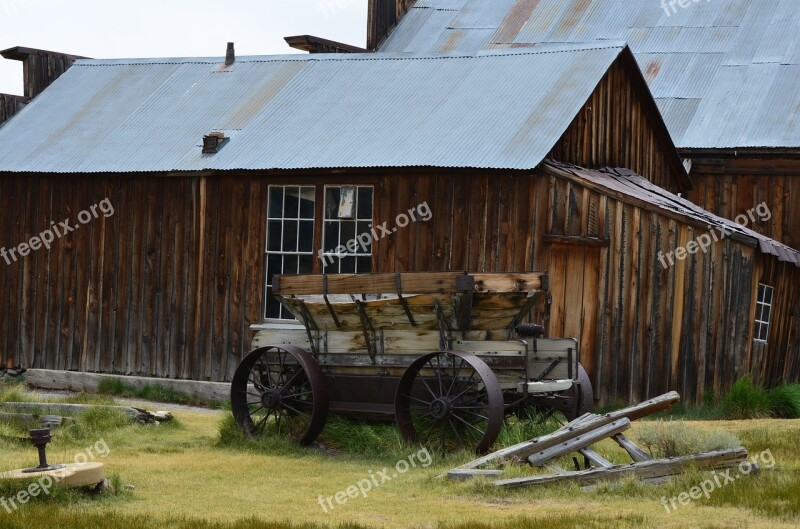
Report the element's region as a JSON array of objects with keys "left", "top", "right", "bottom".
[{"left": 21, "top": 428, "right": 65, "bottom": 473}]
